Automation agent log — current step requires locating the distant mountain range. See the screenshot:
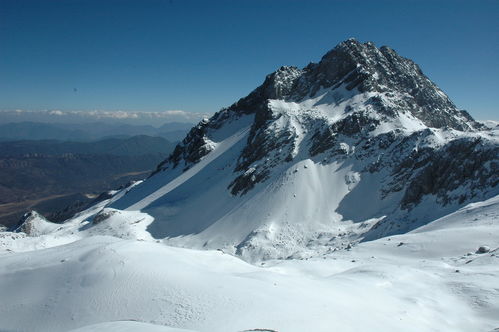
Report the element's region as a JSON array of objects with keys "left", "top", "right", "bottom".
[
  {"left": 0, "top": 135, "right": 175, "bottom": 157},
  {"left": 0, "top": 135, "right": 176, "bottom": 227},
  {"left": 0, "top": 121, "right": 194, "bottom": 142}
]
